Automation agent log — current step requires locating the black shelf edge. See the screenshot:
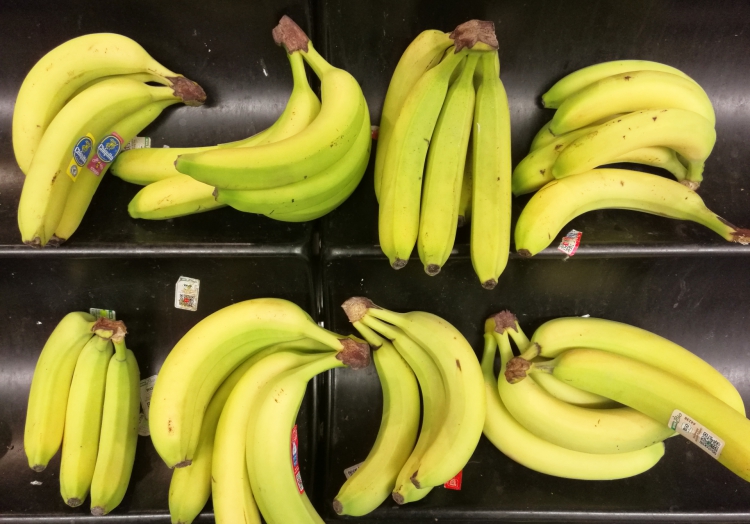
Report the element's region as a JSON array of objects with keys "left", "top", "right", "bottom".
[{"left": 0, "top": 243, "right": 309, "bottom": 259}]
